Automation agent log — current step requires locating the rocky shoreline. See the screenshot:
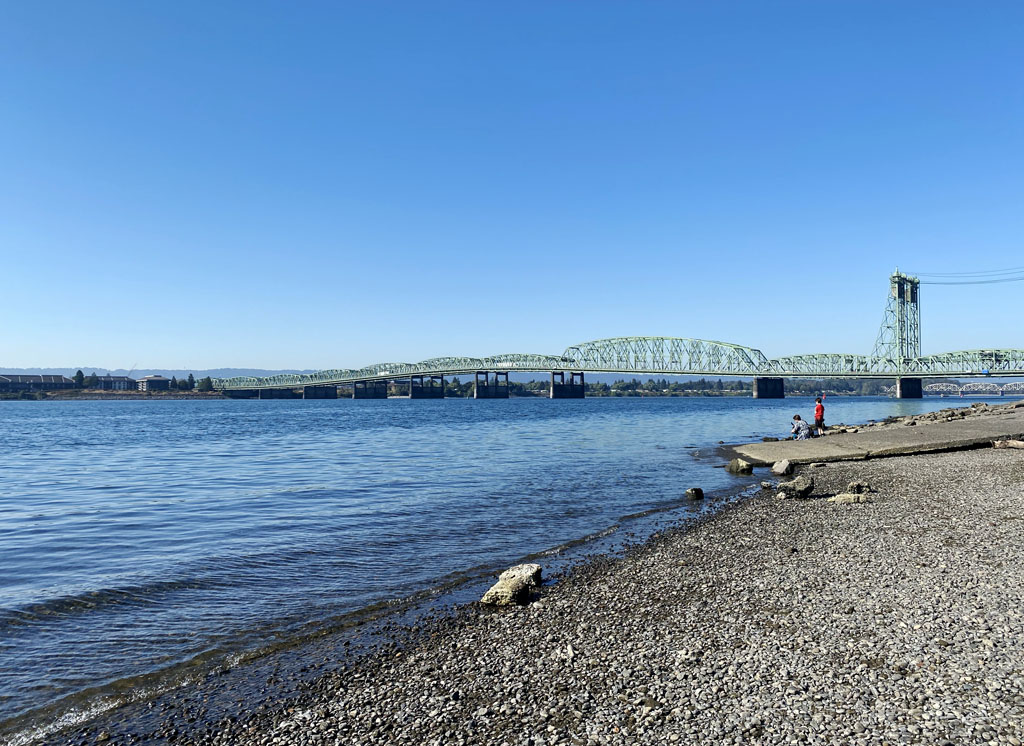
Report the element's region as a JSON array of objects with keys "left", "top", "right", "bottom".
[{"left": 52, "top": 408, "right": 1024, "bottom": 746}]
